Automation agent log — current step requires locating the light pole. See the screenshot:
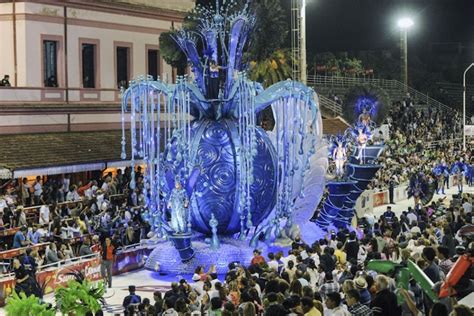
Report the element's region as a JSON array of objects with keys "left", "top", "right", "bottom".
[
  {"left": 300, "top": 0, "right": 307, "bottom": 84},
  {"left": 463, "top": 63, "right": 474, "bottom": 151},
  {"left": 290, "top": 0, "right": 307, "bottom": 84},
  {"left": 397, "top": 17, "right": 413, "bottom": 88}
]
